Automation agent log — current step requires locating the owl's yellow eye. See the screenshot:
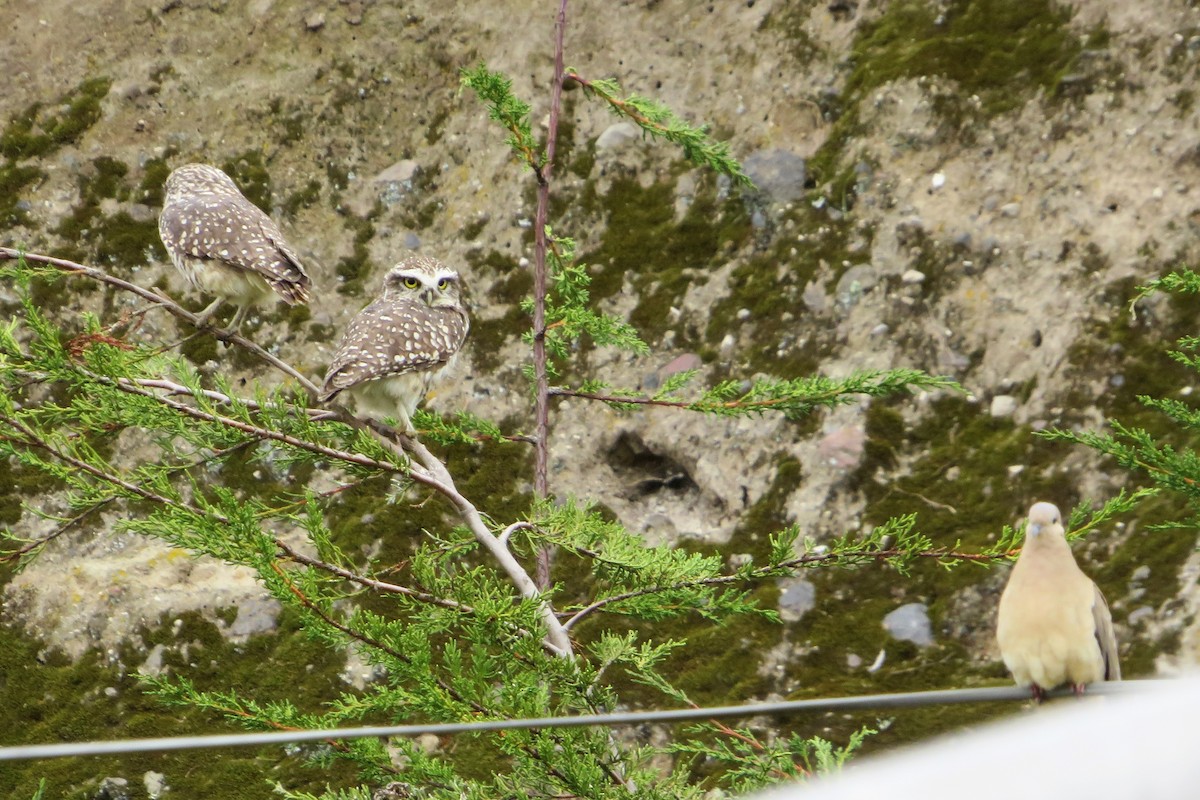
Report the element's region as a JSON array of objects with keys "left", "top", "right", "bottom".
[
  {"left": 437, "top": 278, "right": 451, "bottom": 290},
  {"left": 402, "top": 277, "right": 420, "bottom": 289}
]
